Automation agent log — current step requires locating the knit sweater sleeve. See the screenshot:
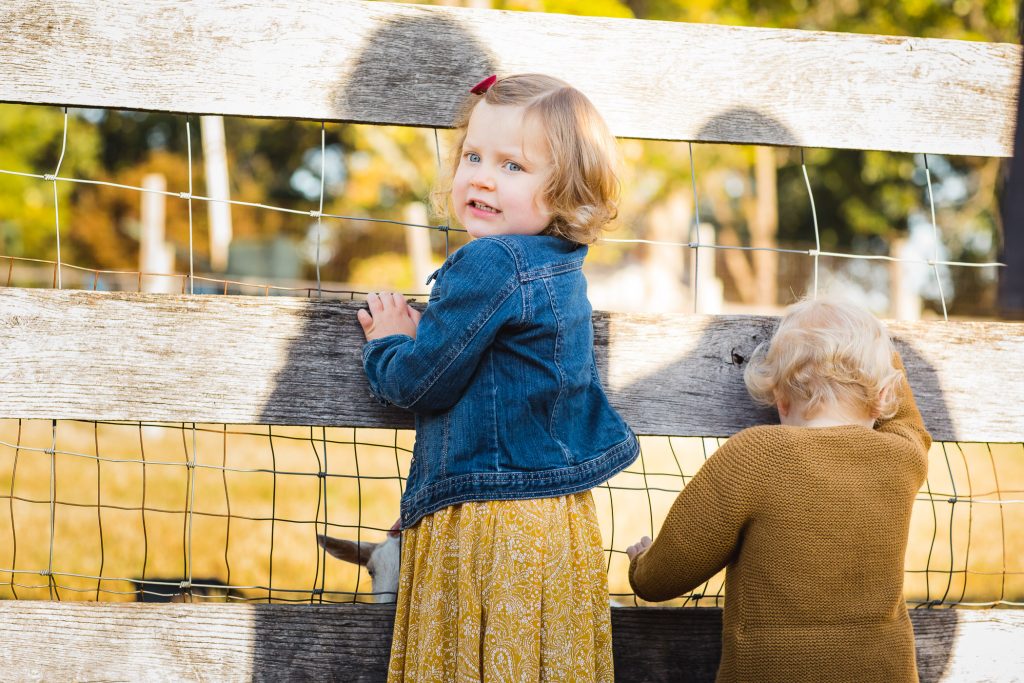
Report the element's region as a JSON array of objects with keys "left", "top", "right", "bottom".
[
  {"left": 628, "top": 430, "right": 762, "bottom": 602},
  {"left": 875, "top": 352, "right": 932, "bottom": 456}
]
